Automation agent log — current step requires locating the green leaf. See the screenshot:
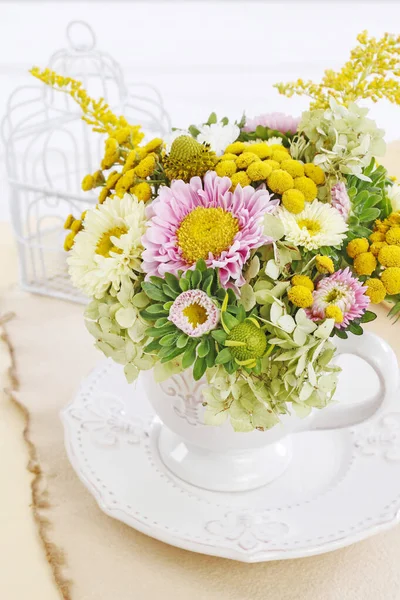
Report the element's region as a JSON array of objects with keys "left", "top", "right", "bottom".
[
  {"left": 159, "top": 333, "right": 178, "bottom": 347},
  {"left": 193, "top": 356, "right": 207, "bottom": 380},
  {"left": 359, "top": 207, "right": 381, "bottom": 223},
  {"left": 334, "top": 328, "right": 348, "bottom": 340},
  {"left": 263, "top": 214, "right": 285, "bottom": 240},
  {"left": 141, "top": 282, "right": 167, "bottom": 302},
  {"left": 221, "top": 116, "right": 229, "bottom": 126},
  {"left": 360, "top": 310, "right": 377, "bottom": 323},
  {"left": 182, "top": 342, "right": 197, "bottom": 369},
  {"left": 188, "top": 125, "right": 200, "bottom": 138},
  {"left": 179, "top": 277, "right": 190, "bottom": 292},
  {"left": 206, "top": 341, "right": 216, "bottom": 367},
  {"left": 202, "top": 275, "right": 214, "bottom": 296},
  {"left": 162, "top": 284, "right": 179, "bottom": 299},
  {"left": 222, "top": 312, "right": 239, "bottom": 331},
  {"left": 149, "top": 276, "right": 165, "bottom": 287},
  {"left": 207, "top": 112, "right": 217, "bottom": 125},
  {"left": 191, "top": 269, "right": 202, "bottom": 288},
  {"left": 160, "top": 345, "right": 186, "bottom": 363},
  {"left": 195, "top": 259, "right": 207, "bottom": 272},
  {"left": 144, "top": 339, "right": 161, "bottom": 353},
  {"left": 348, "top": 322, "right": 363, "bottom": 335},
  {"left": 215, "top": 348, "right": 232, "bottom": 365},
  {"left": 211, "top": 329, "right": 227, "bottom": 344},
  {"left": 143, "top": 303, "right": 166, "bottom": 315},
  {"left": 164, "top": 272, "right": 181, "bottom": 293},
  {"left": 176, "top": 334, "right": 189, "bottom": 348},
  {"left": 146, "top": 324, "right": 175, "bottom": 338},
  {"left": 197, "top": 337, "right": 210, "bottom": 358},
  {"left": 154, "top": 317, "right": 169, "bottom": 328}
]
